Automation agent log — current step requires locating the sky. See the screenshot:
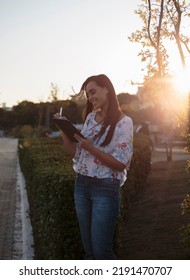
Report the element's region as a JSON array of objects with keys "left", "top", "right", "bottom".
[{"left": 0, "top": 0, "right": 189, "bottom": 107}]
